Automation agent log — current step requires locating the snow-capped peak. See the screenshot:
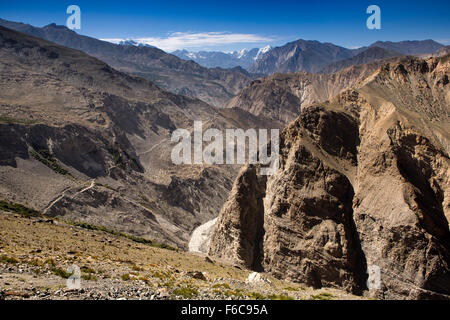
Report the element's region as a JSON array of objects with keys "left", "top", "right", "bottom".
[
  {"left": 254, "top": 45, "right": 272, "bottom": 60},
  {"left": 236, "top": 48, "right": 248, "bottom": 59},
  {"left": 187, "top": 52, "right": 198, "bottom": 59}
]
